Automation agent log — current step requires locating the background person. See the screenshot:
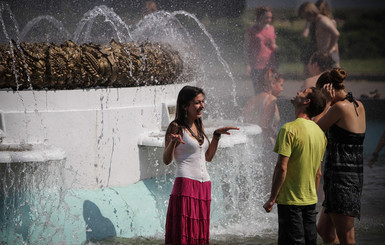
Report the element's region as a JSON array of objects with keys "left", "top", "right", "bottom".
[
  {"left": 242, "top": 68, "right": 283, "bottom": 148},
  {"left": 314, "top": 68, "right": 366, "bottom": 245},
  {"left": 263, "top": 87, "right": 327, "bottom": 245},
  {"left": 301, "top": 51, "right": 334, "bottom": 90},
  {"left": 301, "top": 0, "right": 334, "bottom": 73},
  {"left": 299, "top": 2, "right": 340, "bottom": 68},
  {"left": 244, "top": 6, "right": 279, "bottom": 94},
  {"left": 163, "top": 85, "right": 238, "bottom": 245}
]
